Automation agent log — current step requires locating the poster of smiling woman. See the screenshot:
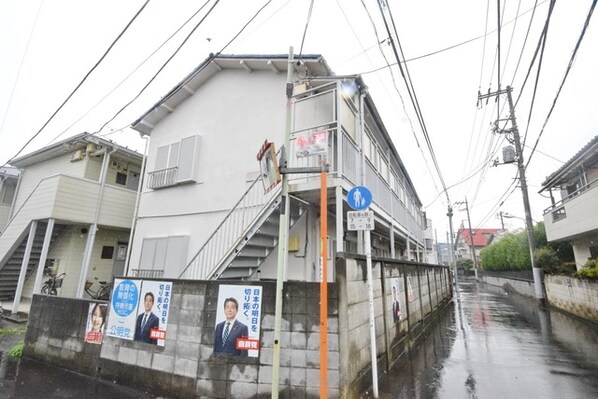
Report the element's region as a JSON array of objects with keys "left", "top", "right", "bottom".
[
  {"left": 84, "top": 302, "right": 107, "bottom": 344},
  {"left": 213, "top": 284, "right": 262, "bottom": 358}
]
